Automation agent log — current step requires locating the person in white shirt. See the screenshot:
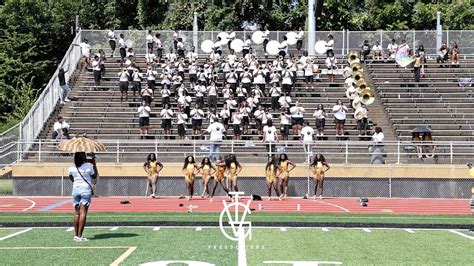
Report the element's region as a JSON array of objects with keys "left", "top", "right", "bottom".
[
  {"left": 278, "top": 92, "right": 292, "bottom": 110},
  {"left": 91, "top": 55, "right": 102, "bottom": 86},
  {"left": 226, "top": 70, "right": 238, "bottom": 91},
  {"left": 281, "top": 67, "right": 294, "bottom": 96},
  {"left": 76, "top": 39, "right": 92, "bottom": 66},
  {"left": 145, "top": 66, "right": 158, "bottom": 94},
  {"left": 146, "top": 30, "right": 154, "bottom": 54},
  {"left": 186, "top": 46, "right": 198, "bottom": 62},
  {"left": 176, "top": 106, "right": 188, "bottom": 140},
  {"left": 325, "top": 51, "right": 337, "bottom": 83},
  {"left": 160, "top": 84, "right": 171, "bottom": 107},
  {"left": 332, "top": 99, "right": 348, "bottom": 139},
  {"left": 313, "top": 104, "right": 326, "bottom": 137},
  {"left": 372, "top": 41, "right": 383, "bottom": 60},
  {"left": 269, "top": 82, "right": 281, "bottom": 112},
  {"left": 118, "top": 68, "right": 129, "bottom": 101},
  {"left": 107, "top": 29, "right": 116, "bottom": 57},
  {"left": 227, "top": 49, "right": 237, "bottom": 65},
  {"left": 118, "top": 33, "right": 127, "bottom": 63},
  {"left": 132, "top": 69, "right": 143, "bottom": 98},
  {"left": 279, "top": 108, "right": 292, "bottom": 140},
  {"left": 190, "top": 104, "right": 204, "bottom": 135},
  {"left": 188, "top": 62, "right": 198, "bottom": 89},
  {"left": 173, "top": 30, "right": 179, "bottom": 50},
  {"left": 326, "top": 34, "right": 334, "bottom": 57},
  {"left": 303, "top": 58, "right": 314, "bottom": 89},
  {"left": 220, "top": 103, "right": 231, "bottom": 130},
  {"left": 301, "top": 121, "right": 315, "bottom": 157},
  {"left": 262, "top": 24, "right": 270, "bottom": 55},
  {"left": 290, "top": 100, "right": 305, "bottom": 135},
  {"left": 176, "top": 38, "right": 185, "bottom": 58},
  {"left": 355, "top": 105, "right": 369, "bottom": 137},
  {"left": 204, "top": 118, "right": 226, "bottom": 161},
  {"left": 372, "top": 126, "right": 384, "bottom": 144},
  {"left": 242, "top": 35, "right": 252, "bottom": 58},
  {"left": 166, "top": 48, "right": 177, "bottom": 63},
  {"left": 235, "top": 83, "right": 248, "bottom": 105},
  {"left": 154, "top": 33, "right": 163, "bottom": 62},
  {"left": 231, "top": 111, "right": 243, "bottom": 140},
  {"left": 370, "top": 127, "right": 385, "bottom": 164},
  {"left": 140, "top": 84, "right": 153, "bottom": 105},
  {"left": 239, "top": 101, "right": 251, "bottom": 135},
  {"left": 195, "top": 81, "right": 207, "bottom": 109},
  {"left": 263, "top": 120, "right": 278, "bottom": 154},
  {"left": 145, "top": 52, "right": 157, "bottom": 67},
  {"left": 203, "top": 80, "right": 216, "bottom": 108},
  {"left": 254, "top": 105, "right": 267, "bottom": 135},
  {"left": 138, "top": 101, "right": 151, "bottom": 138},
  {"left": 296, "top": 28, "right": 304, "bottom": 53},
  {"left": 214, "top": 37, "right": 223, "bottom": 57},
  {"left": 387, "top": 38, "right": 398, "bottom": 60},
  {"left": 279, "top": 36, "right": 288, "bottom": 58},
  {"left": 69, "top": 152, "right": 98, "bottom": 242},
  {"left": 160, "top": 104, "right": 174, "bottom": 138},
  {"left": 52, "top": 116, "right": 70, "bottom": 140}
]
